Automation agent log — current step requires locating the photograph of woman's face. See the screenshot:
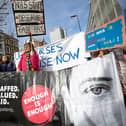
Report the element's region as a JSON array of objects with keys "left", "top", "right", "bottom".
[{"left": 67, "top": 54, "right": 126, "bottom": 126}]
